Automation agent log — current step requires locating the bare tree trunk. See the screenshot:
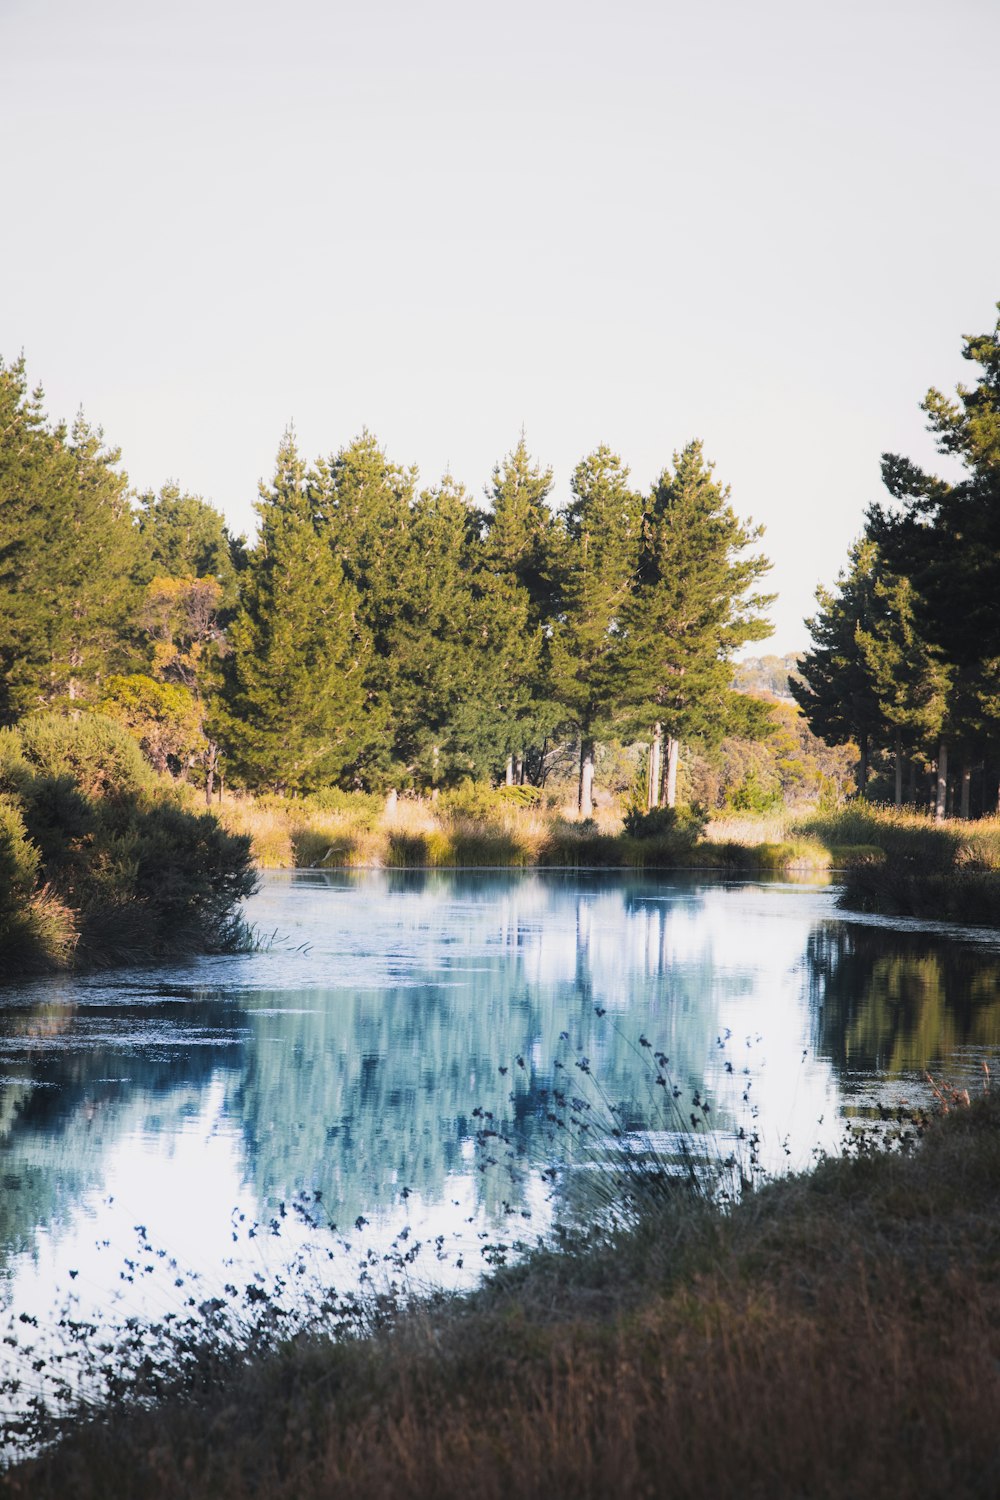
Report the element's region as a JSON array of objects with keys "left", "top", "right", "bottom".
[
  {"left": 505, "top": 754, "right": 514, "bottom": 787},
  {"left": 961, "top": 763, "right": 971, "bottom": 820},
  {"left": 665, "top": 736, "right": 679, "bottom": 810},
  {"left": 894, "top": 732, "right": 903, "bottom": 807},
  {"left": 907, "top": 757, "right": 917, "bottom": 807},
  {"left": 935, "top": 740, "right": 948, "bottom": 823},
  {"left": 516, "top": 754, "right": 525, "bottom": 785},
  {"left": 648, "top": 722, "right": 662, "bottom": 810},
  {"left": 578, "top": 738, "right": 595, "bottom": 819},
  {"left": 857, "top": 733, "right": 869, "bottom": 796},
  {"left": 205, "top": 741, "right": 218, "bottom": 807}
]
